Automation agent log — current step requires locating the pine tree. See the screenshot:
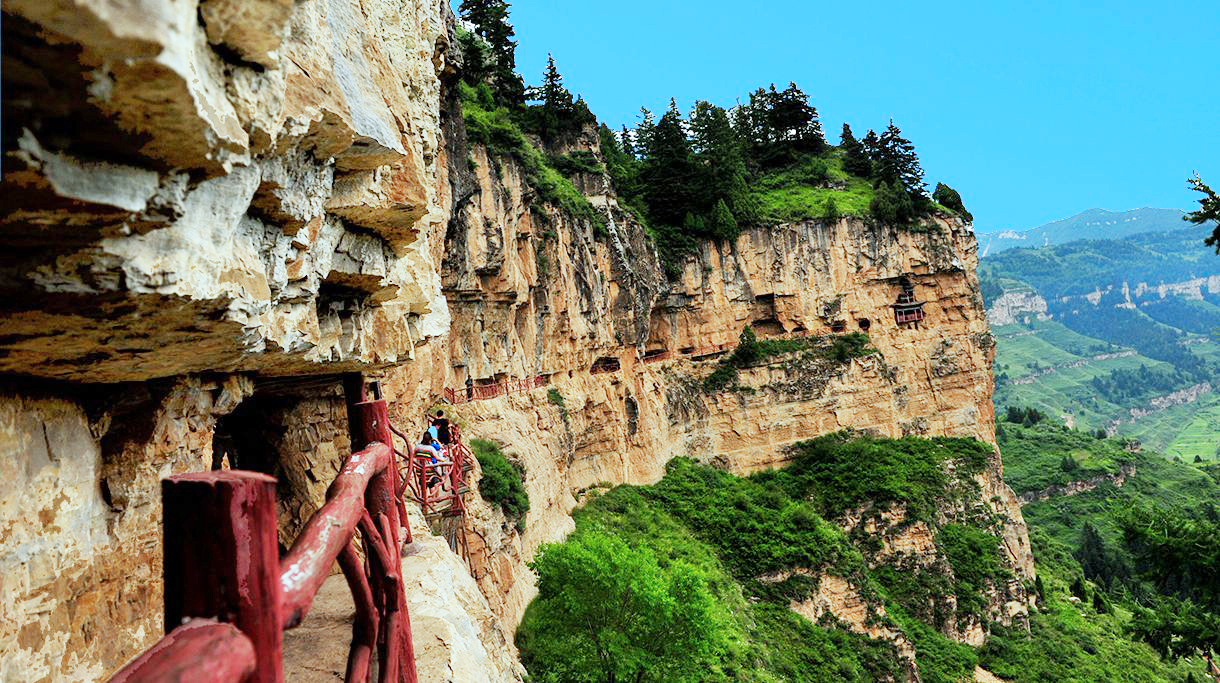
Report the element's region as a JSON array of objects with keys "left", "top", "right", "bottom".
[
  {"left": 709, "top": 198, "right": 739, "bottom": 241},
  {"left": 527, "top": 55, "right": 577, "bottom": 136},
  {"left": 1186, "top": 174, "right": 1220, "bottom": 252},
  {"left": 635, "top": 108, "right": 657, "bottom": 158},
  {"left": 459, "top": 0, "right": 524, "bottom": 104},
  {"left": 825, "top": 197, "right": 840, "bottom": 222},
  {"left": 768, "top": 82, "right": 824, "bottom": 152},
  {"left": 861, "top": 129, "right": 881, "bottom": 163},
  {"left": 874, "top": 121, "right": 927, "bottom": 198},
  {"left": 690, "top": 101, "right": 754, "bottom": 227},
  {"left": 841, "top": 123, "right": 872, "bottom": 178},
  {"left": 642, "top": 101, "right": 699, "bottom": 227},
  {"left": 620, "top": 125, "right": 635, "bottom": 158}
]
